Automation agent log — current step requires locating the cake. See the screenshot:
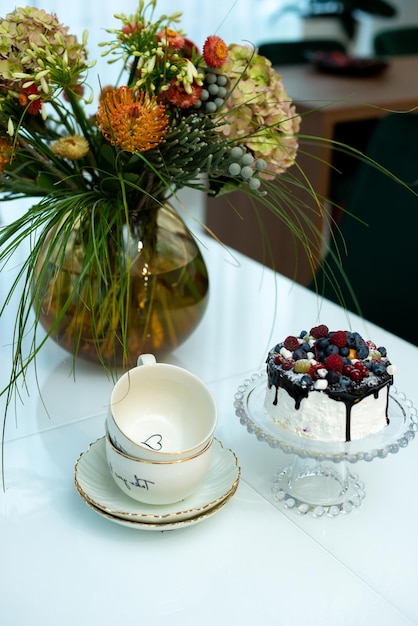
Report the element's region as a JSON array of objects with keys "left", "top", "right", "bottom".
[{"left": 264, "top": 324, "right": 396, "bottom": 443}]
